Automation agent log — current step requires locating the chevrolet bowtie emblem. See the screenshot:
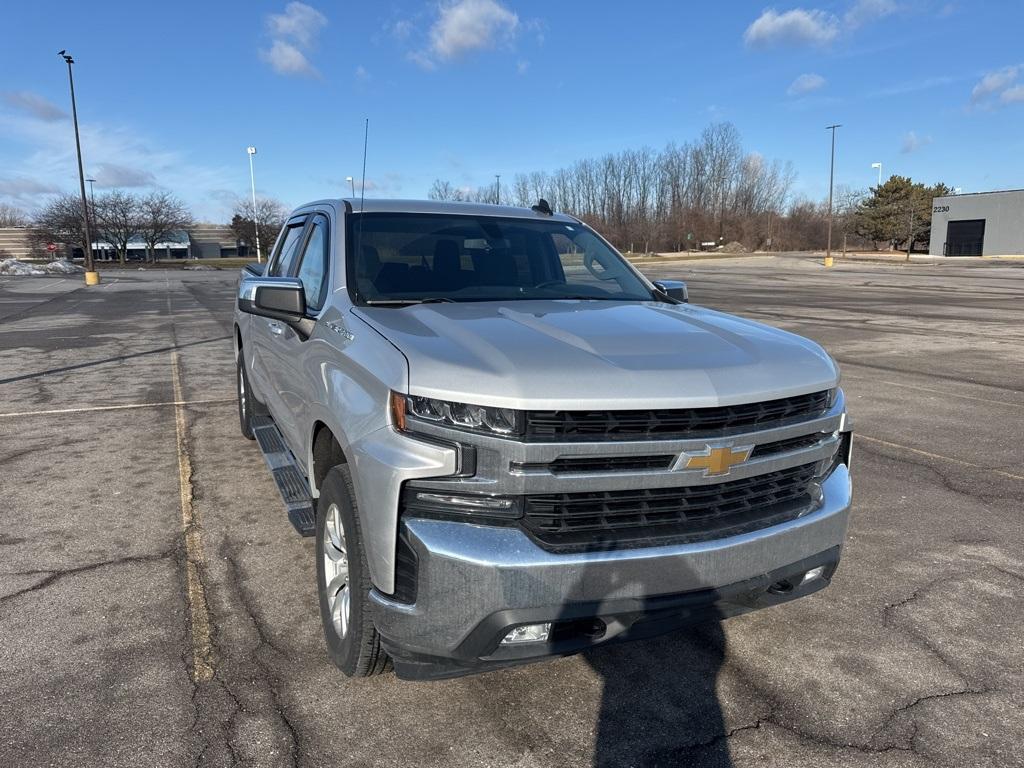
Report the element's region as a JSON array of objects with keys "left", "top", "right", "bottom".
[{"left": 673, "top": 445, "right": 753, "bottom": 476}]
